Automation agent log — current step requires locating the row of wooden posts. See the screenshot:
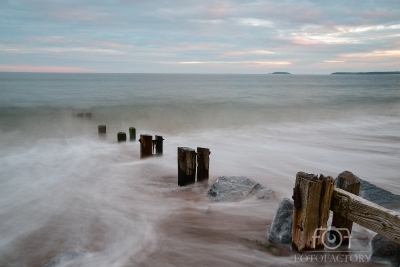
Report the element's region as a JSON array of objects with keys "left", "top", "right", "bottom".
[
  {"left": 97, "top": 125, "right": 163, "bottom": 158},
  {"left": 292, "top": 171, "right": 400, "bottom": 251},
  {"left": 97, "top": 125, "right": 211, "bottom": 187}
]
